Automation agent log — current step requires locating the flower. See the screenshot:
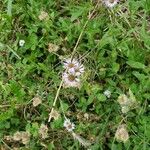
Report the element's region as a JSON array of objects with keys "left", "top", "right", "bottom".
[
  {"left": 48, "top": 43, "right": 59, "bottom": 53},
  {"left": 39, "top": 124, "right": 48, "bottom": 139},
  {"left": 13, "top": 131, "right": 30, "bottom": 144},
  {"left": 121, "top": 106, "right": 129, "bottom": 114},
  {"left": 64, "top": 118, "right": 75, "bottom": 132},
  {"left": 103, "top": 0, "right": 119, "bottom": 8},
  {"left": 32, "top": 96, "right": 42, "bottom": 107},
  {"left": 117, "top": 94, "right": 131, "bottom": 113},
  {"left": 19, "top": 40, "right": 25, "bottom": 47},
  {"left": 117, "top": 94, "right": 130, "bottom": 106},
  {"left": 48, "top": 108, "right": 60, "bottom": 122},
  {"left": 21, "top": 132, "right": 30, "bottom": 145},
  {"left": 63, "top": 58, "right": 84, "bottom": 76},
  {"left": 115, "top": 124, "right": 129, "bottom": 142},
  {"left": 62, "top": 72, "right": 80, "bottom": 88},
  {"left": 4, "top": 135, "right": 13, "bottom": 141},
  {"left": 13, "top": 131, "right": 22, "bottom": 141},
  {"left": 104, "top": 90, "right": 111, "bottom": 98},
  {"left": 38, "top": 11, "right": 49, "bottom": 20}
]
